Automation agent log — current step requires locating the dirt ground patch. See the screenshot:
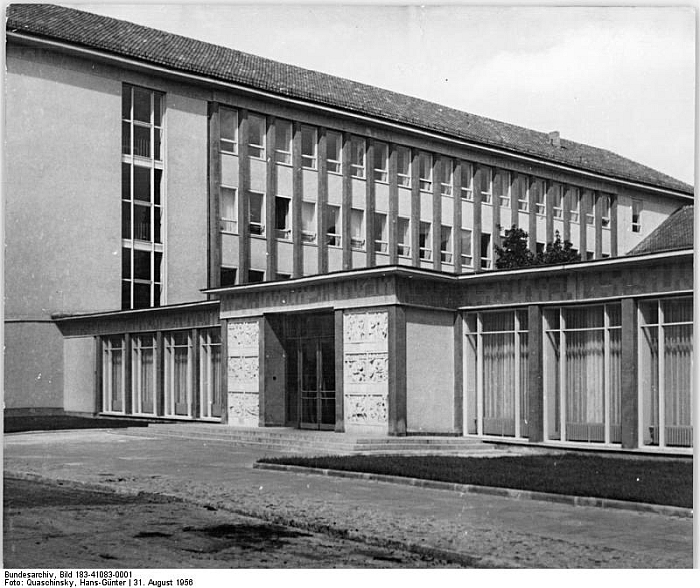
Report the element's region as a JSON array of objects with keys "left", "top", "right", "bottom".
[{"left": 3, "top": 478, "right": 462, "bottom": 568}]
